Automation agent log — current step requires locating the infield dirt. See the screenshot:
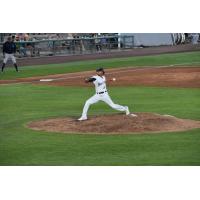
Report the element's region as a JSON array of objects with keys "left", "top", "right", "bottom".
[{"left": 1, "top": 66, "right": 200, "bottom": 88}]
